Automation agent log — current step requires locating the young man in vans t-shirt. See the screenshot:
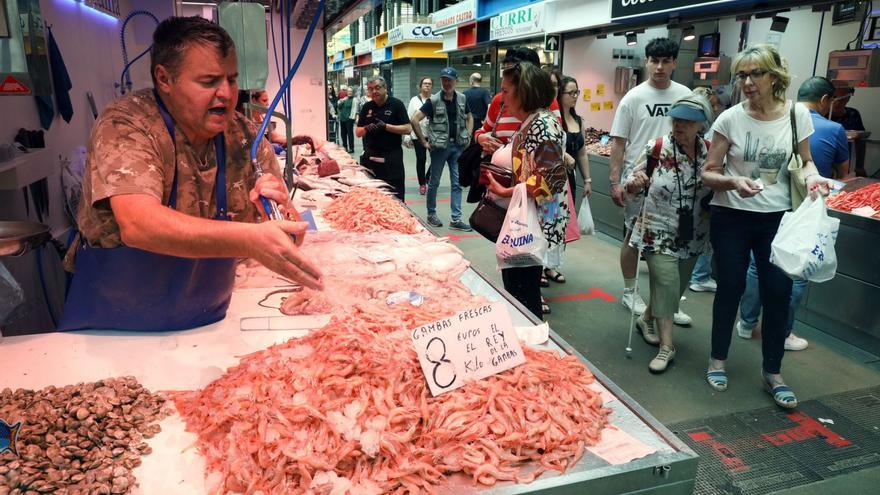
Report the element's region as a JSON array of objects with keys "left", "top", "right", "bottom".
[{"left": 609, "top": 37, "right": 693, "bottom": 323}]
